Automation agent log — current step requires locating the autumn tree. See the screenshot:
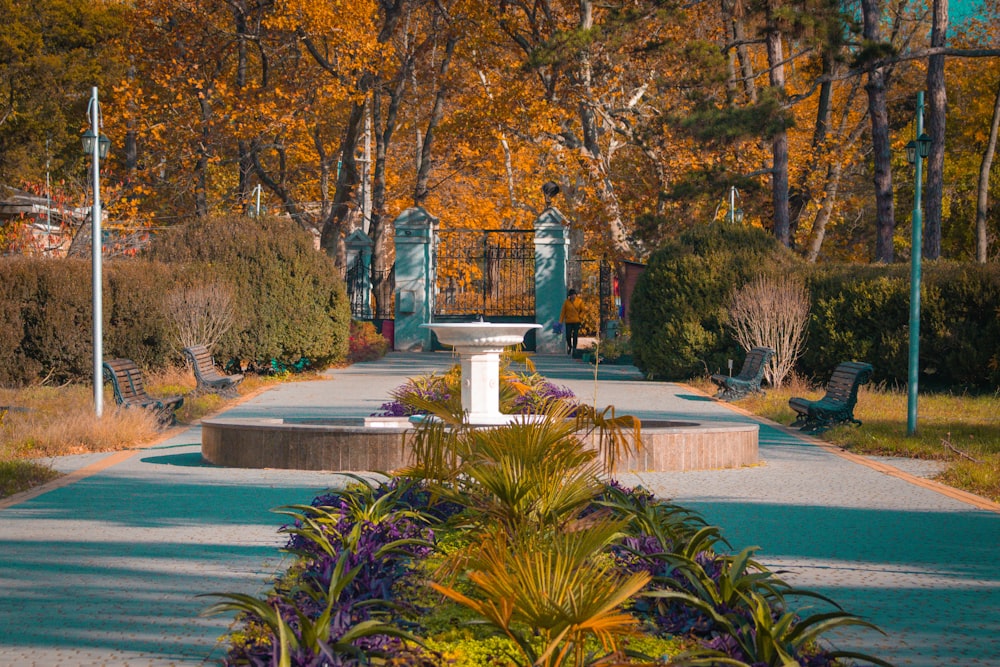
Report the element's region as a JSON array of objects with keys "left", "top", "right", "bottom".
[{"left": 0, "top": 0, "right": 123, "bottom": 185}]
